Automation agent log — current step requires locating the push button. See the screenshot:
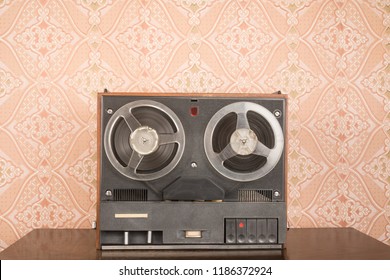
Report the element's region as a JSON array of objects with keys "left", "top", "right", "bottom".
[
  {"left": 267, "top": 219, "right": 278, "bottom": 243},
  {"left": 257, "top": 219, "right": 267, "bottom": 243},
  {"left": 236, "top": 219, "right": 247, "bottom": 243},
  {"left": 225, "top": 219, "right": 236, "bottom": 243},
  {"left": 247, "top": 219, "right": 257, "bottom": 243}
]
